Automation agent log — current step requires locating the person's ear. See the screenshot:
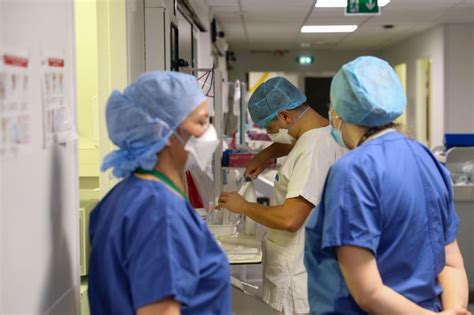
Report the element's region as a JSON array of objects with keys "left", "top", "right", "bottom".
[
  {"left": 278, "top": 110, "right": 292, "bottom": 125},
  {"left": 165, "top": 133, "right": 179, "bottom": 148},
  {"left": 332, "top": 115, "right": 344, "bottom": 129}
]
